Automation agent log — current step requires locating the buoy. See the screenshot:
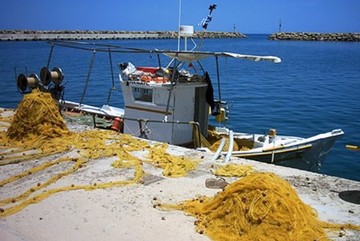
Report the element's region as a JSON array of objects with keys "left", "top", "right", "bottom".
[
  {"left": 346, "top": 145, "right": 360, "bottom": 151},
  {"left": 215, "top": 108, "right": 226, "bottom": 123},
  {"left": 111, "top": 117, "right": 123, "bottom": 132}
]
